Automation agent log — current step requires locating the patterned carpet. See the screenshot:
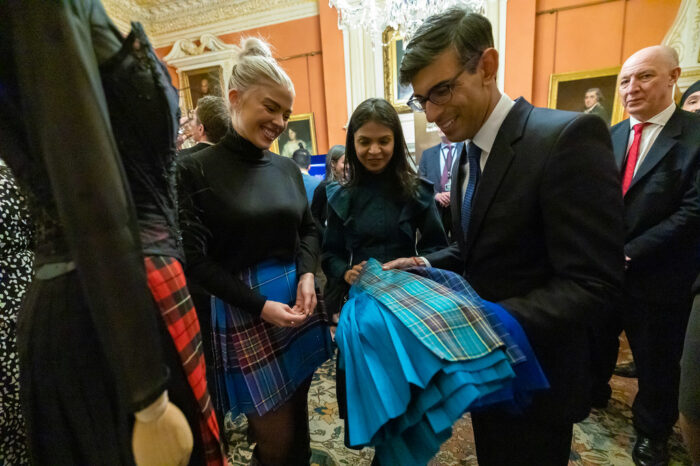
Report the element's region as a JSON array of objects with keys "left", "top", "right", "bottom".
[{"left": 225, "top": 340, "right": 692, "bottom": 465}]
